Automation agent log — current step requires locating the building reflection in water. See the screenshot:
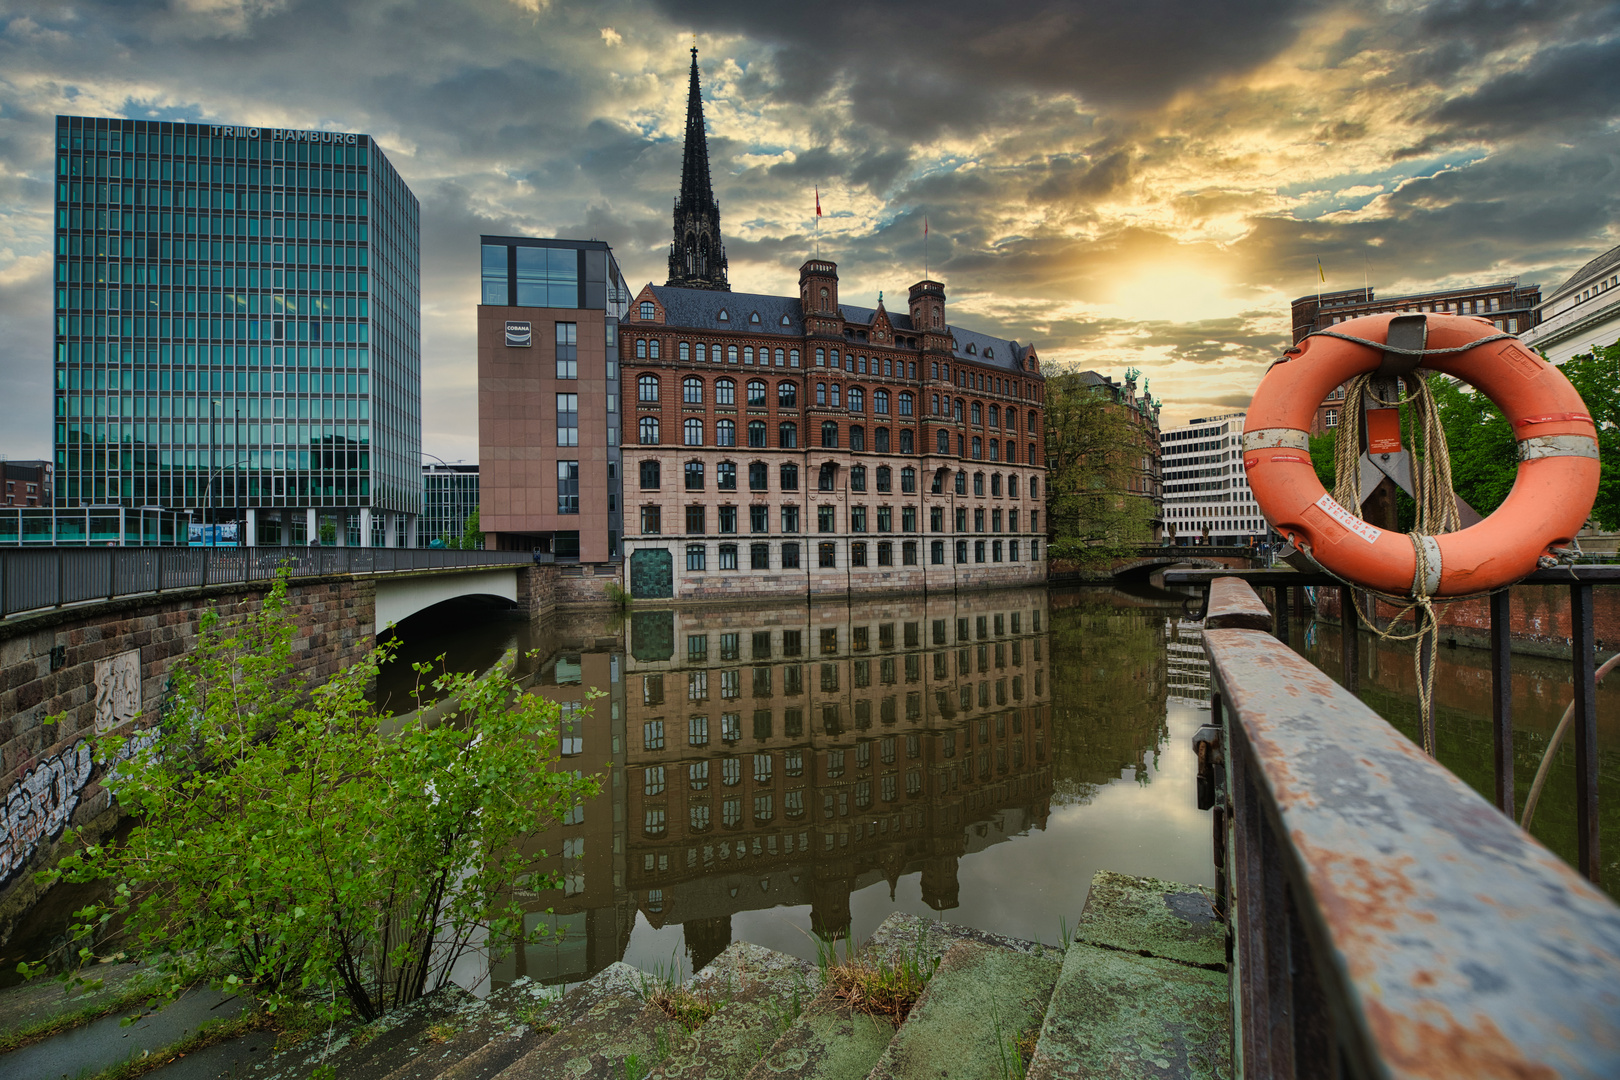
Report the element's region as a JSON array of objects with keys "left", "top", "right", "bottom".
[{"left": 493, "top": 587, "right": 1053, "bottom": 988}]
